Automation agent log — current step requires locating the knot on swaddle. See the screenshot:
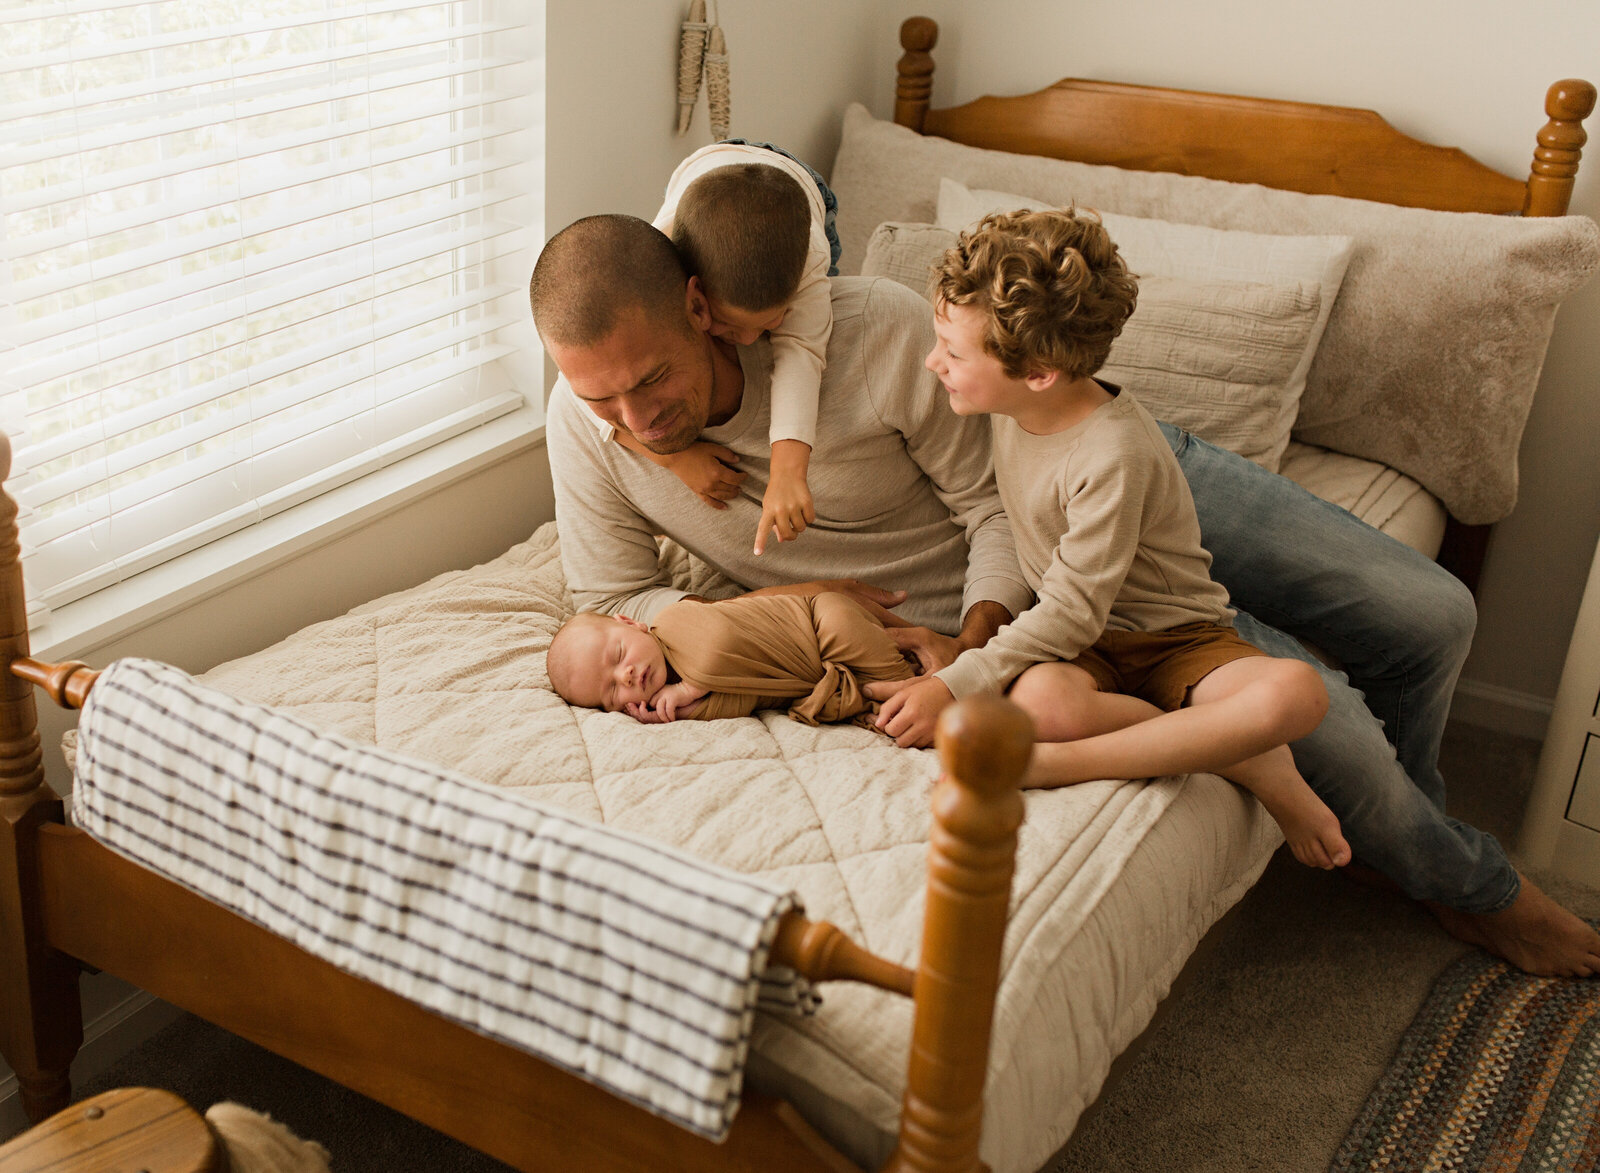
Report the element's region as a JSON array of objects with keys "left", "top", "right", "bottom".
[{"left": 789, "top": 659, "right": 871, "bottom": 726}]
